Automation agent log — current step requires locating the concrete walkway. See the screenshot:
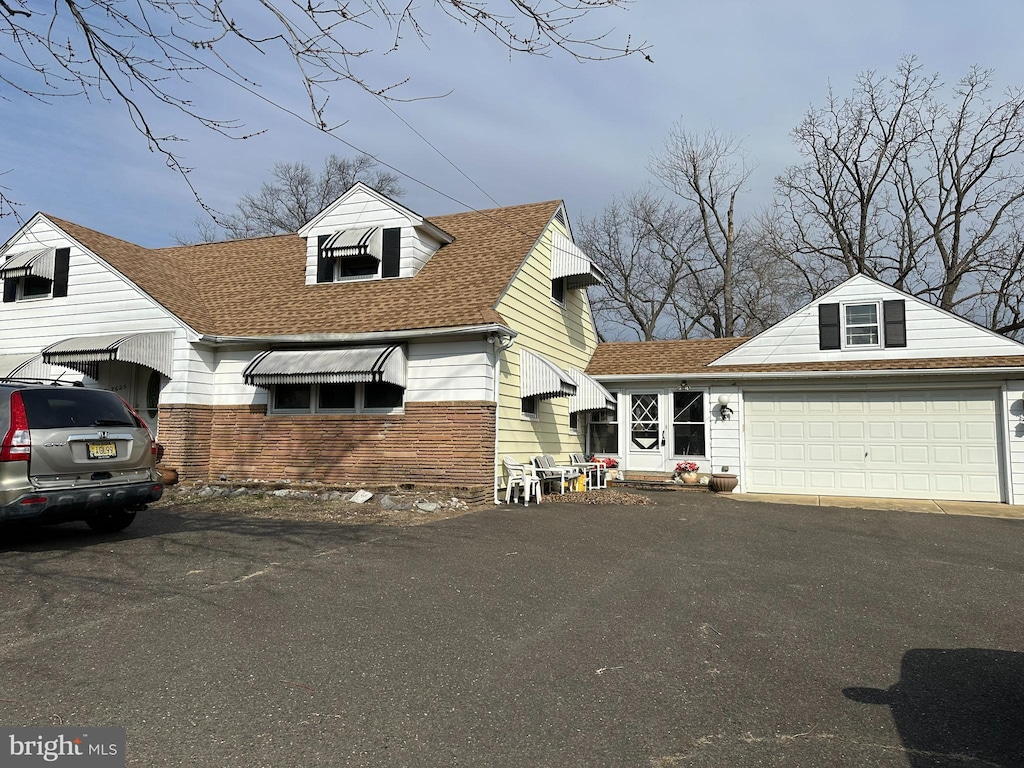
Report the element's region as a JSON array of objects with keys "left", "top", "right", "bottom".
[{"left": 726, "top": 492, "right": 1024, "bottom": 520}]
